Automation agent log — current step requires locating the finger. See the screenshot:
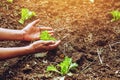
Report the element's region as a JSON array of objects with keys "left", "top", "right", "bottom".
[
  {"left": 44, "top": 40, "right": 60, "bottom": 50},
  {"left": 49, "top": 40, "right": 61, "bottom": 49},
  {"left": 48, "top": 31, "right": 54, "bottom": 34},
  {"left": 43, "top": 41, "right": 55, "bottom": 45},
  {"left": 30, "top": 19, "right": 40, "bottom": 26},
  {"left": 39, "top": 26, "right": 53, "bottom": 30},
  {"left": 54, "top": 40, "right": 61, "bottom": 46},
  {"left": 33, "top": 40, "right": 54, "bottom": 45}
]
